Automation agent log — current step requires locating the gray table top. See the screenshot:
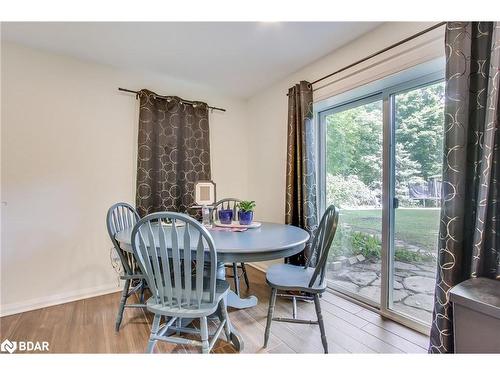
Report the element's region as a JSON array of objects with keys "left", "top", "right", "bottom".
[{"left": 115, "top": 222, "right": 309, "bottom": 263}]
